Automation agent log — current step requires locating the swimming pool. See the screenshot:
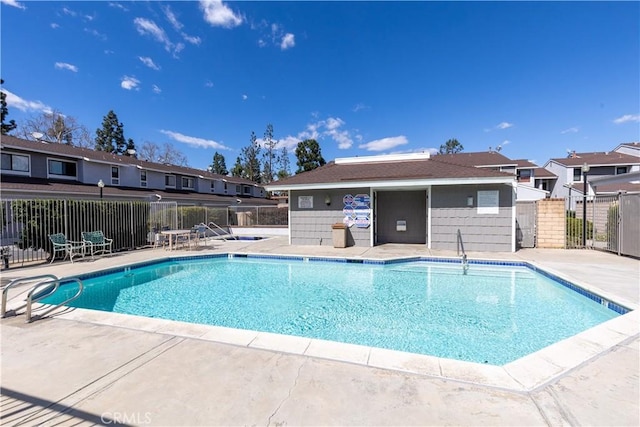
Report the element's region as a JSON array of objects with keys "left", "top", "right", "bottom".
[{"left": 43, "top": 255, "right": 624, "bottom": 365}]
